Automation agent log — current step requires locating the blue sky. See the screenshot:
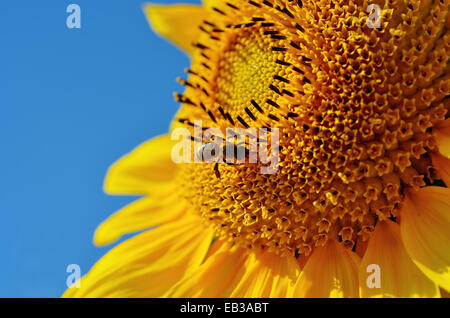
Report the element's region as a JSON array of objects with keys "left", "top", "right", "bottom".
[{"left": 0, "top": 0, "right": 199, "bottom": 297}]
